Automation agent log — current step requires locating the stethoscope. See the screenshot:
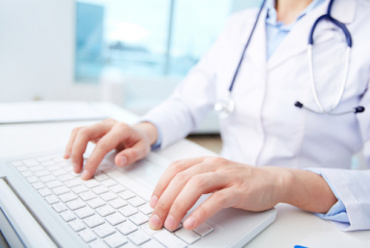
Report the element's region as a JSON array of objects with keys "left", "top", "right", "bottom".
[{"left": 214, "top": 0, "right": 365, "bottom": 118}]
